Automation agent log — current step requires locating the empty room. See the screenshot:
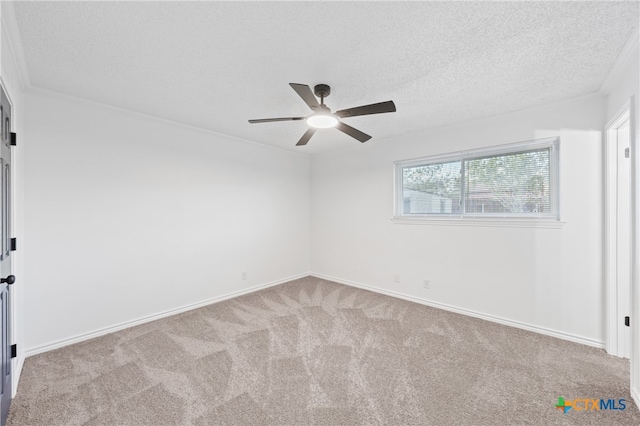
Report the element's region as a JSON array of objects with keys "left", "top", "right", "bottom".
[{"left": 0, "top": 1, "right": 638, "bottom": 425}]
